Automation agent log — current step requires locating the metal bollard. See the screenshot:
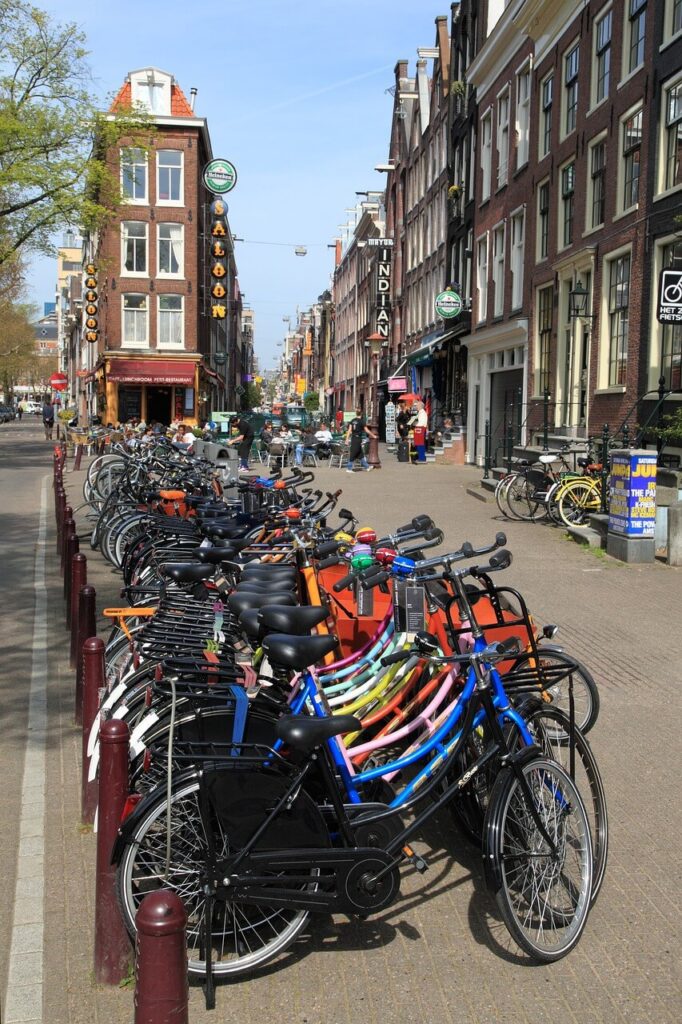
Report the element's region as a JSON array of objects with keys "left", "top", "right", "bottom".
[
  {"left": 75, "top": 584, "right": 96, "bottom": 724},
  {"left": 73, "top": 443, "right": 84, "bottom": 471},
  {"left": 81, "top": 636, "right": 104, "bottom": 823},
  {"left": 55, "top": 491, "right": 66, "bottom": 549},
  {"left": 63, "top": 532, "right": 78, "bottom": 614},
  {"left": 134, "top": 892, "right": 189, "bottom": 1024},
  {"left": 70, "top": 554, "right": 87, "bottom": 665},
  {"left": 94, "top": 718, "right": 132, "bottom": 984}
]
